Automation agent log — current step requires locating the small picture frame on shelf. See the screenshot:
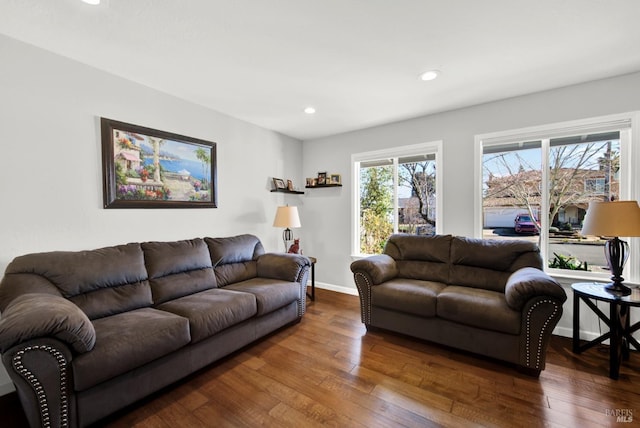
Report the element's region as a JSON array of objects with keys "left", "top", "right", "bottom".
[
  {"left": 329, "top": 174, "right": 341, "bottom": 185},
  {"left": 273, "top": 177, "right": 286, "bottom": 189},
  {"left": 317, "top": 172, "right": 327, "bottom": 185},
  {"left": 287, "top": 179, "right": 294, "bottom": 191},
  {"left": 306, "top": 177, "right": 314, "bottom": 187}
]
